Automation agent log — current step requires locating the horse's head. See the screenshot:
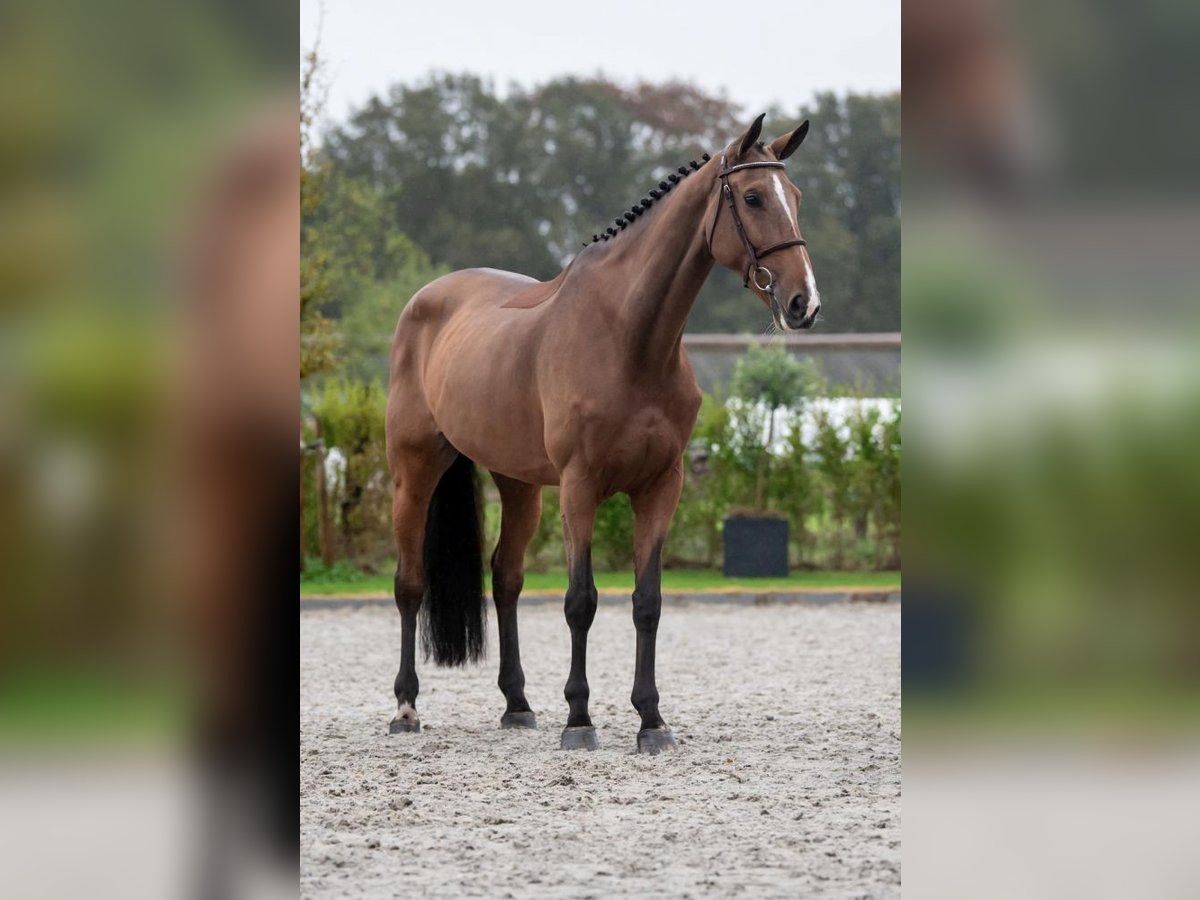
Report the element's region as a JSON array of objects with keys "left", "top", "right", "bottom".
[{"left": 706, "top": 114, "right": 820, "bottom": 331}]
